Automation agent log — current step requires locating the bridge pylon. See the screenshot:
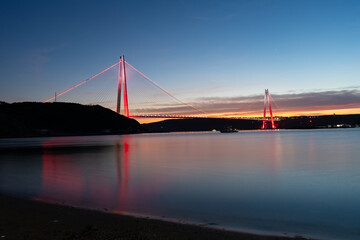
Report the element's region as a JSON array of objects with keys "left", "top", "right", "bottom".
[
  {"left": 262, "top": 89, "right": 275, "bottom": 129},
  {"left": 116, "top": 55, "right": 129, "bottom": 117}
]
